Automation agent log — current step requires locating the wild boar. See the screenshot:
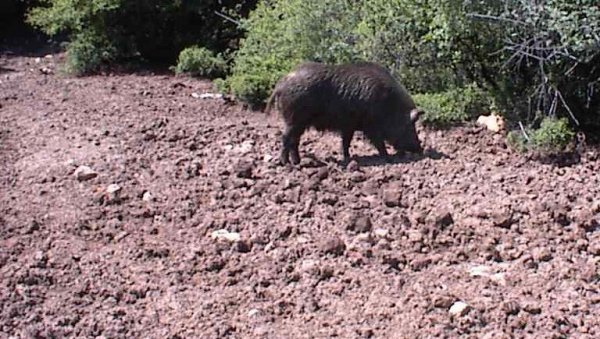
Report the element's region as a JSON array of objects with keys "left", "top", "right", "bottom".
[{"left": 266, "top": 61, "right": 423, "bottom": 165}]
